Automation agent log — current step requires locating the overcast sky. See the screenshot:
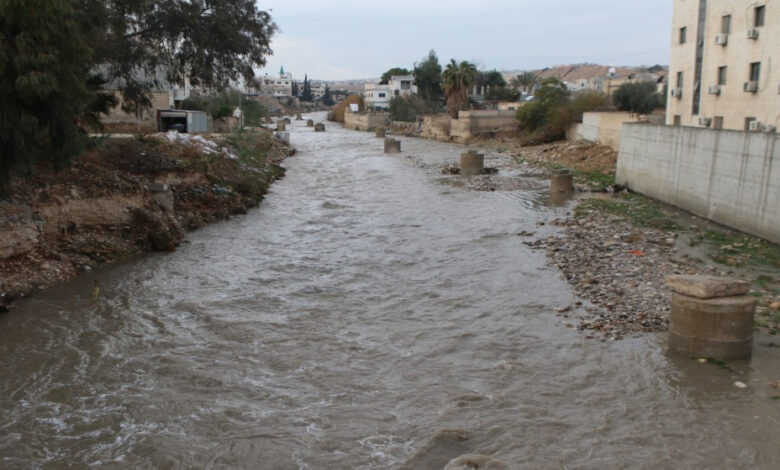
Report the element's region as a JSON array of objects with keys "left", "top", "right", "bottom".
[{"left": 256, "top": 0, "right": 674, "bottom": 80}]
